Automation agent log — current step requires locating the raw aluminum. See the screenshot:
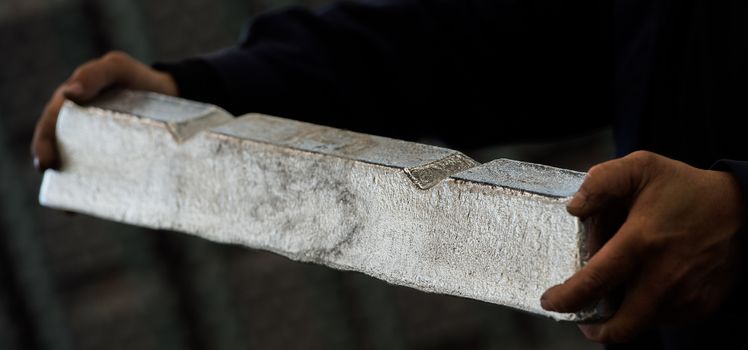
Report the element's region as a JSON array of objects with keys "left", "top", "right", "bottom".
[{"left": 39, "top": 90, "right": 601, "bottom": 321}]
